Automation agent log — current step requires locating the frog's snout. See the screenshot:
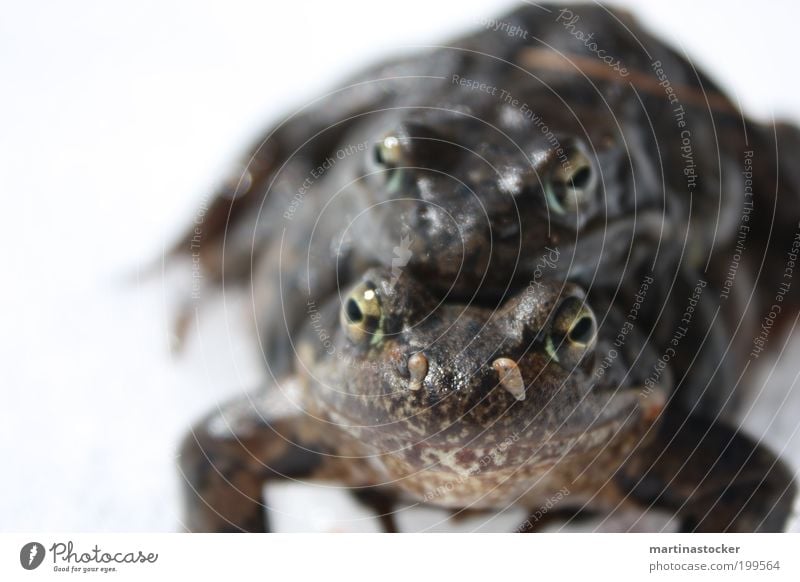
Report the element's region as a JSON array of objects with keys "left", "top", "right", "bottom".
[{"left": 407, "top": 352, "right": 428, "bottom": 391}]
